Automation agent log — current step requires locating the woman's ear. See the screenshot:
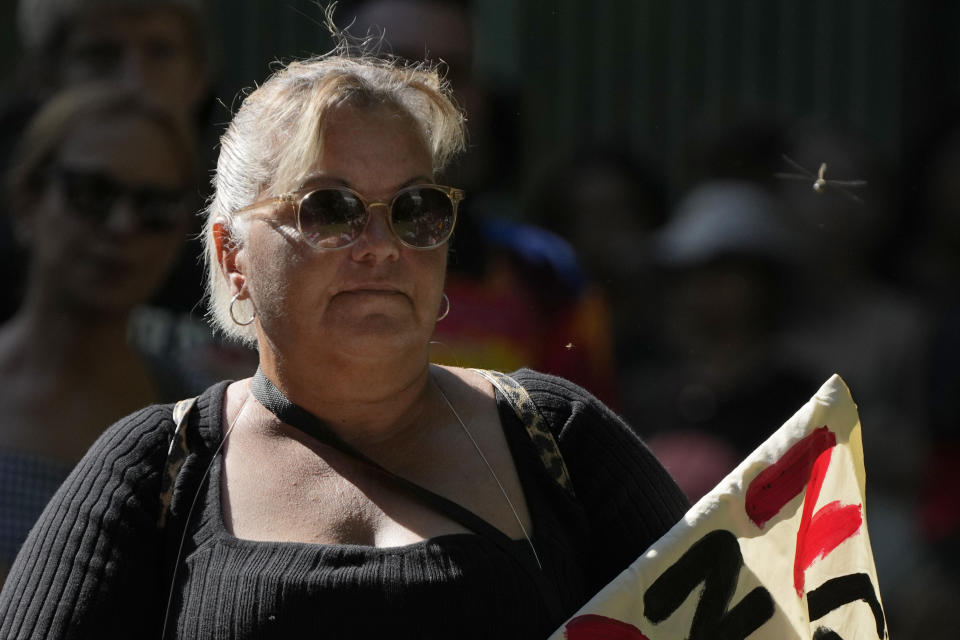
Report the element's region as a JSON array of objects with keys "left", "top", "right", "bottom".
[{"left": 213, "top": 220, "right": 246, "bottom": 297}]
